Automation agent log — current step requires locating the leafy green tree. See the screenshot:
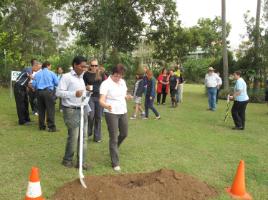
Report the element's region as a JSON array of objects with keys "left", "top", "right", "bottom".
[
  {"left": 2, "top": 0, "right": 56, "bottom": 63},
  {"left": 48, "top": 0, "right": 179, "bottom": 63},
  {"left": 194, "top": 17, "right": 231, "bottom": 58}
]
